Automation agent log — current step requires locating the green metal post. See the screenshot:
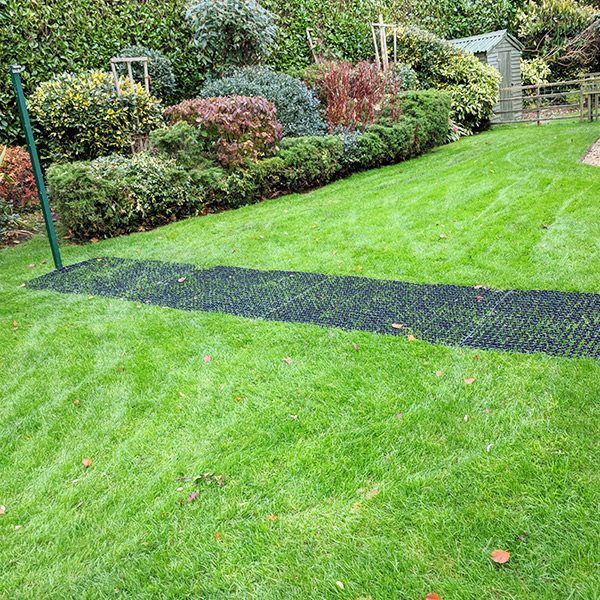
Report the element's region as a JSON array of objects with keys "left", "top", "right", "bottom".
[{"left": 9, "top": 65, "right": 62, "bottom": 269}]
